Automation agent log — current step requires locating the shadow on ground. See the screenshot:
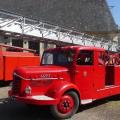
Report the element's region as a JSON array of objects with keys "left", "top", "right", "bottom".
[
  {"left": 78, "top": 95, "right": 120, "bottom": 112},
  {"left": 0, "top": 99, "right": 56, "bottom": 120},
  {"left": 0, "top": 95, "right": 119, "bottom": 120},
  {"left": 0, "top": 81, "right": 11, "bottom": 87}
]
